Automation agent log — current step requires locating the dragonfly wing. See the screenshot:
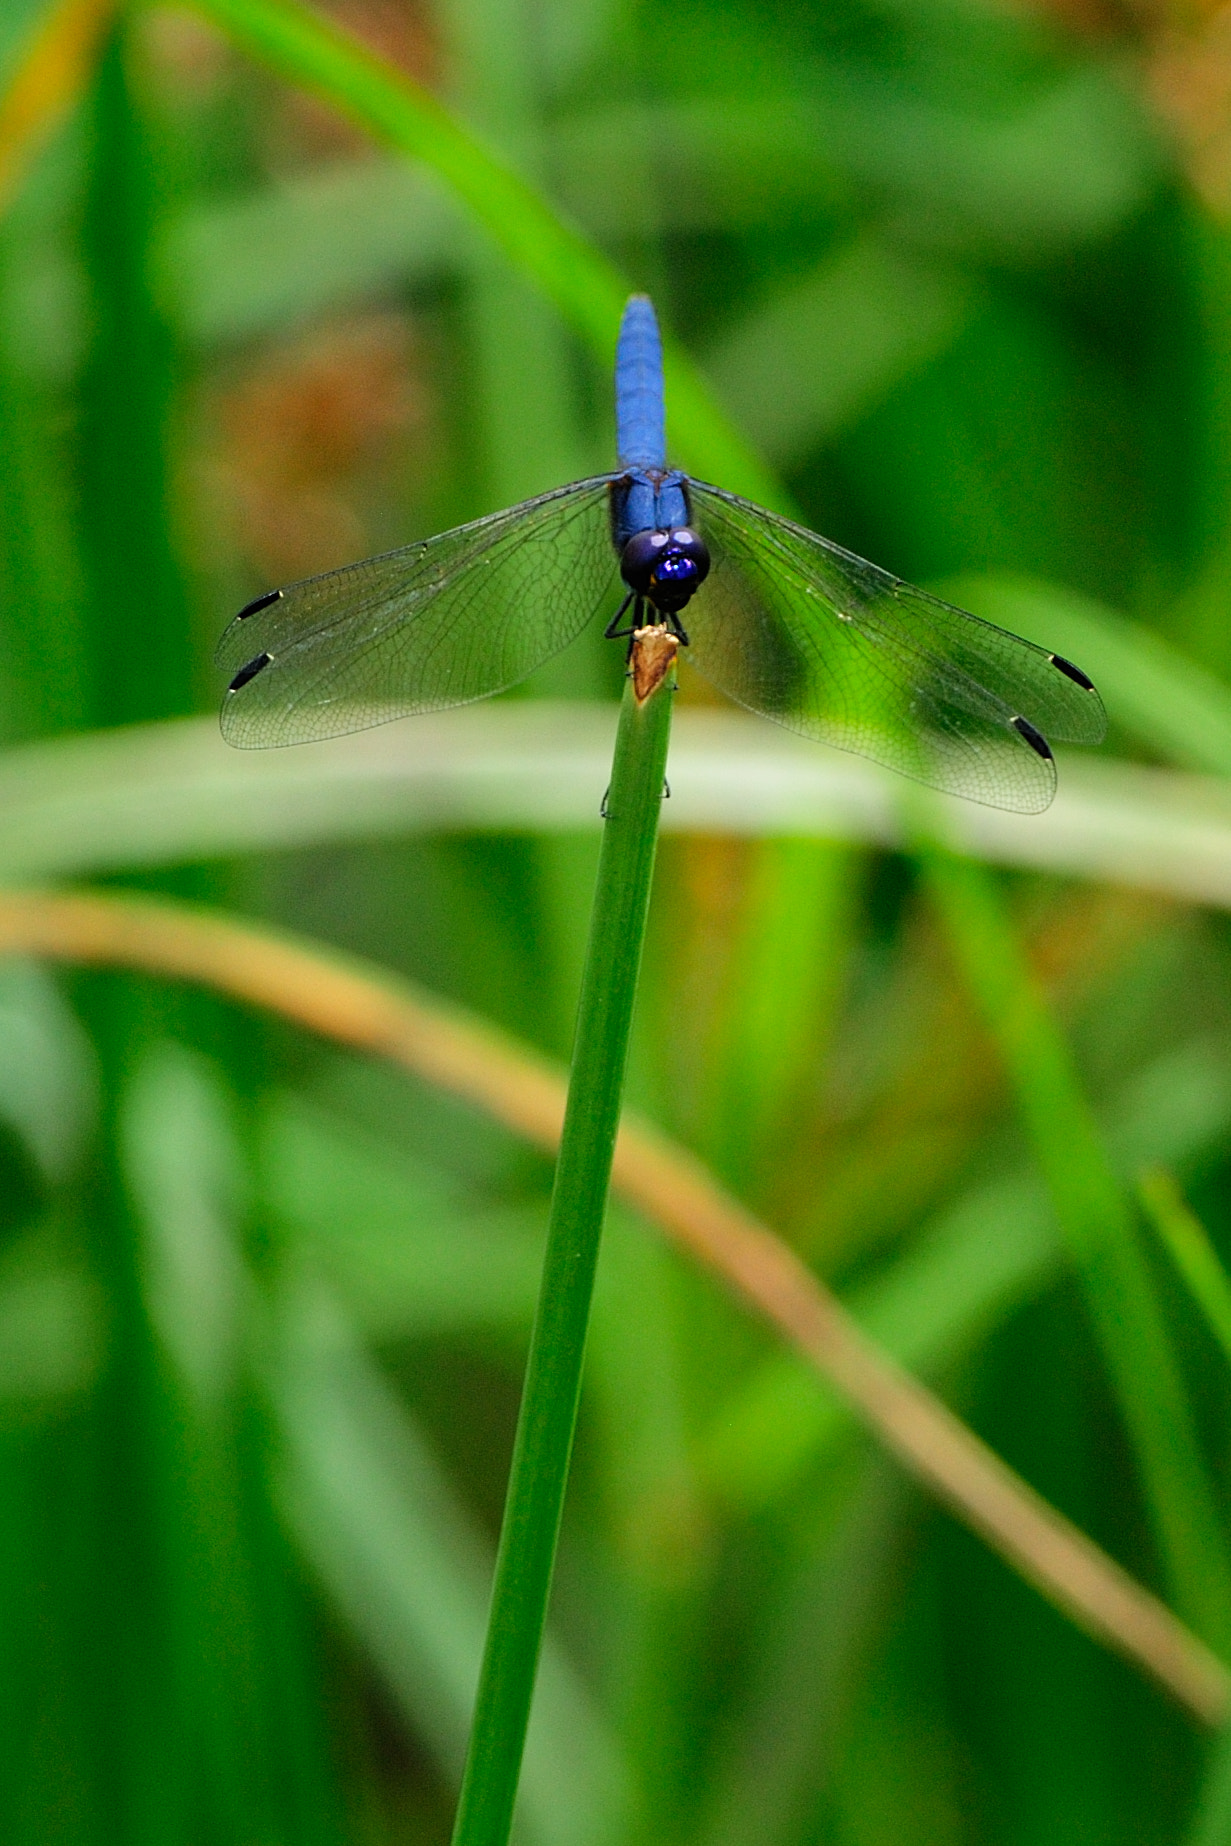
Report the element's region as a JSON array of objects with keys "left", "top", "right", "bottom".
[
  {"left": 685, "top": 482, "right": 1106, "bottom": 813},
  {"left": 216, "top": 476, "right": 621, "bottom": 747}
]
